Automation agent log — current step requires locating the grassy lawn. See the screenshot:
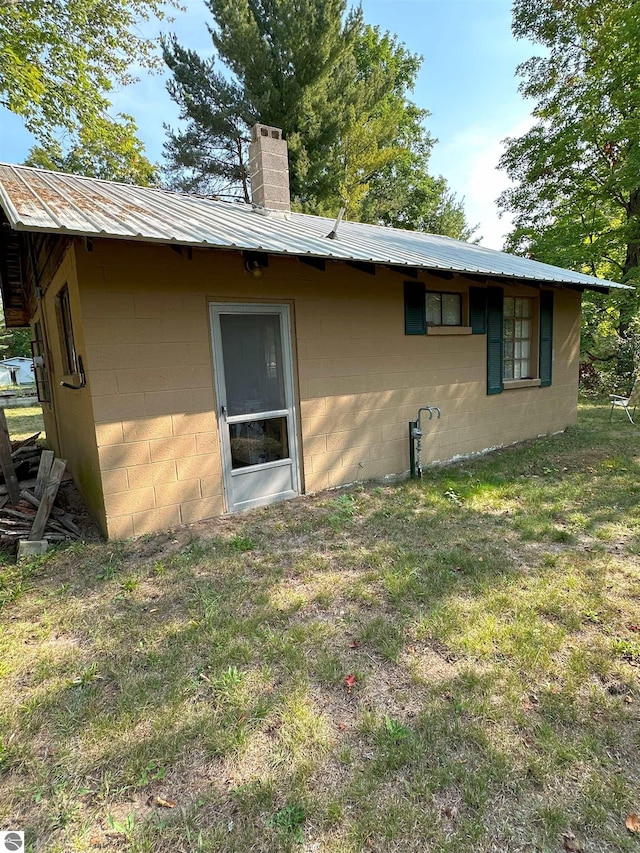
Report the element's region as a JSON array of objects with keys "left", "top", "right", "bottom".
[
  {"left": 3, "top": 405, "right": 45, "bottom": 441},
  {"left": 1, "top": 401, "right": 639, "bottom": 852}
]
